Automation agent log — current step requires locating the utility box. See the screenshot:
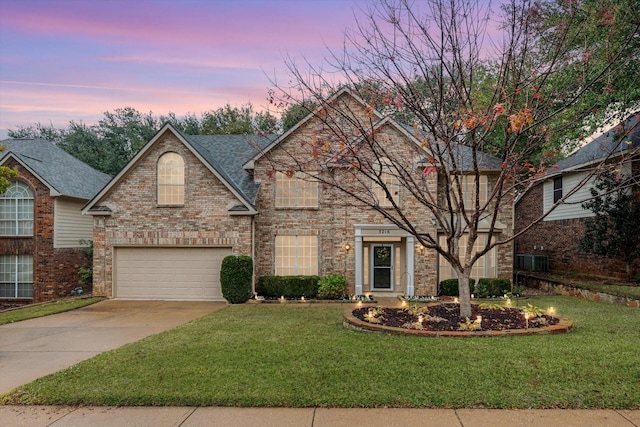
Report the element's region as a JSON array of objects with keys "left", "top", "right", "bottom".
[{"left": 516, "top": 254, "right": 549, "bottom": 272}]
